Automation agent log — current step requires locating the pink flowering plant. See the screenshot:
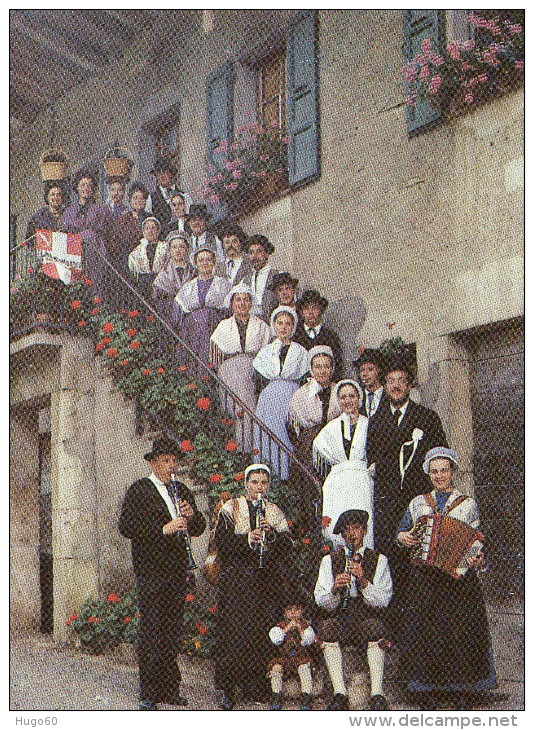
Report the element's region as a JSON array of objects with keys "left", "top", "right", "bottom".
[
  {"left": 199, "top": 116, "right": 290, "bottom": 209},
  {"left": 403, "top": 11, "right": 524, "bottom": 118}
]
